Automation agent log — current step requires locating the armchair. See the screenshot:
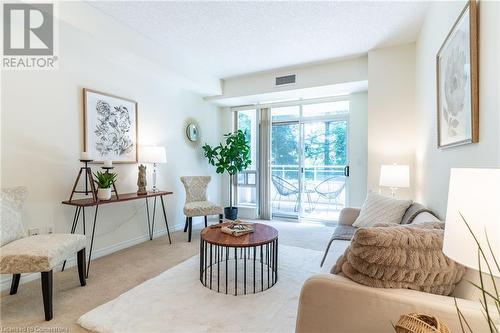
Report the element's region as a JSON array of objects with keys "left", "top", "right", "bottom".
[{"left": 0, "top": 187, "right": 87, "bottom": 320}]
